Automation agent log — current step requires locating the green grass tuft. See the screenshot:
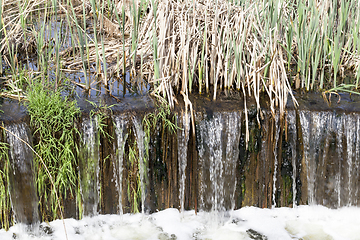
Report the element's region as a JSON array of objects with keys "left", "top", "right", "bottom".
[{"left": 26, "top": 80, "right": 80, "bottom": 221}]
